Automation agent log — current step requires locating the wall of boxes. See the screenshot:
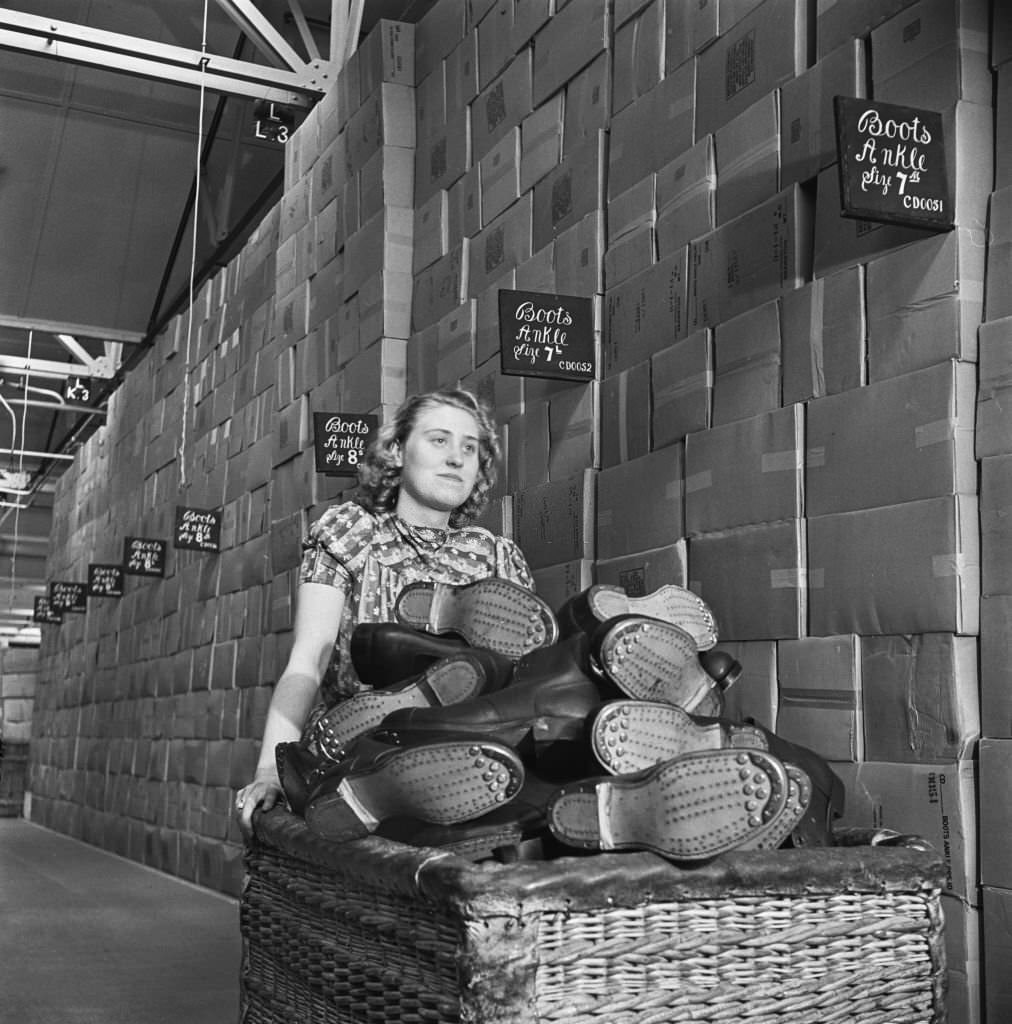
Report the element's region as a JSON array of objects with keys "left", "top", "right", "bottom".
[{"left": 20, "top": 0, "right": 1007, "bottom": 1020}]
